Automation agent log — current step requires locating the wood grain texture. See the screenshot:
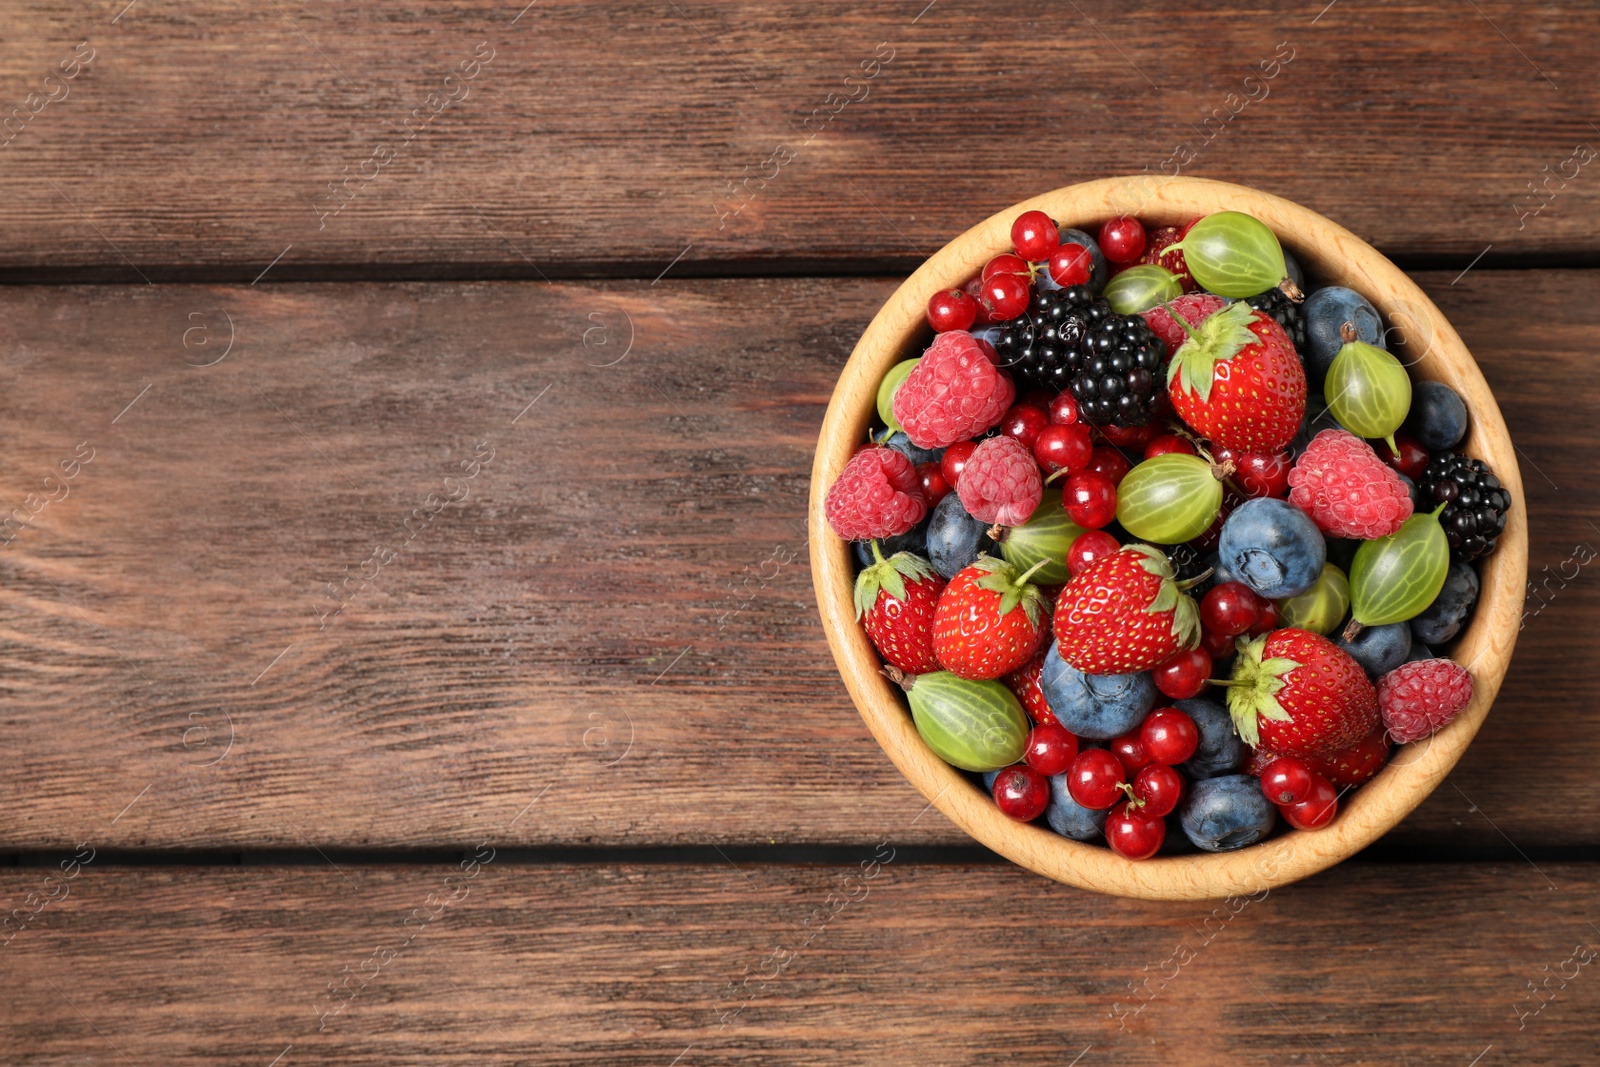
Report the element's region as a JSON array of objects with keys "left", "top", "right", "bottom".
[
  {"left": 0, "top": 272, "right": 1592, "bottom": 852},
  {"left": 810, "top": 176, "right": 1527, "bottom": 899},
  {"left": 1, "top": 1, "right": 1597, "bottom": 279},
  {"left": 1, "top": 862, "right": 1598, "bottom": 1065}
]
